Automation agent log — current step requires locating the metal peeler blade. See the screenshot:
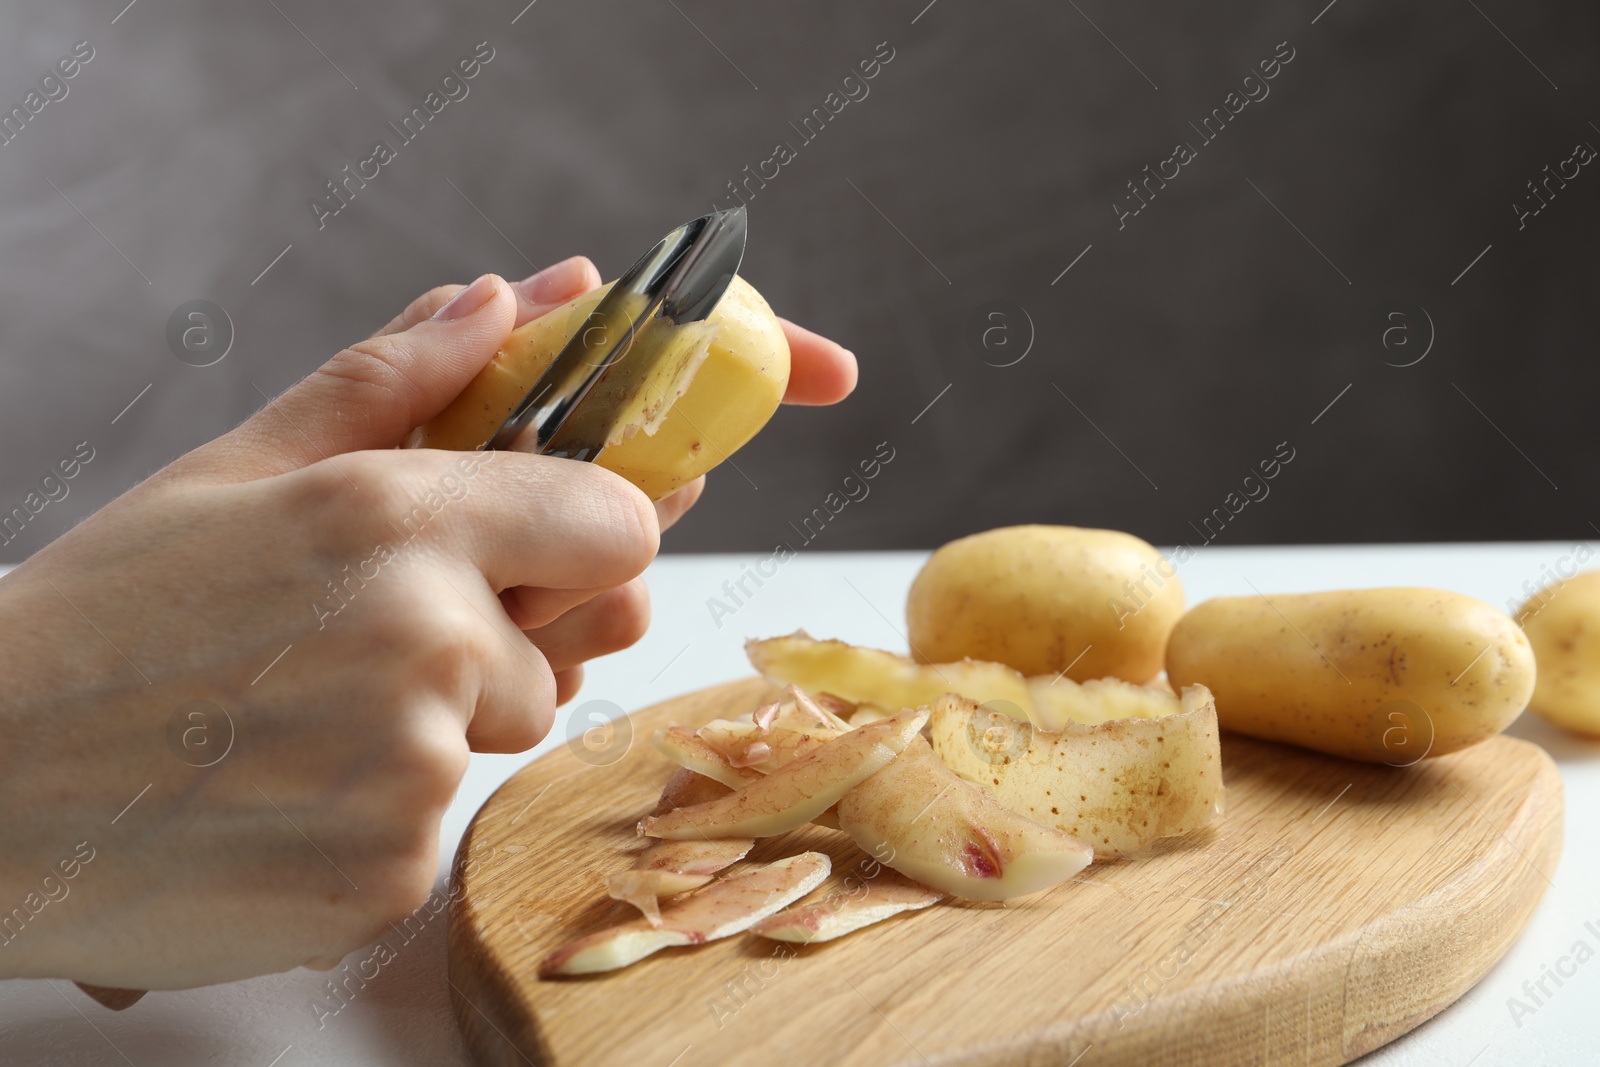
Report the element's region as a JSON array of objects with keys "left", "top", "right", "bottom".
[{"left": 485, "top": 204, "right": 748, "bottom": 457}]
